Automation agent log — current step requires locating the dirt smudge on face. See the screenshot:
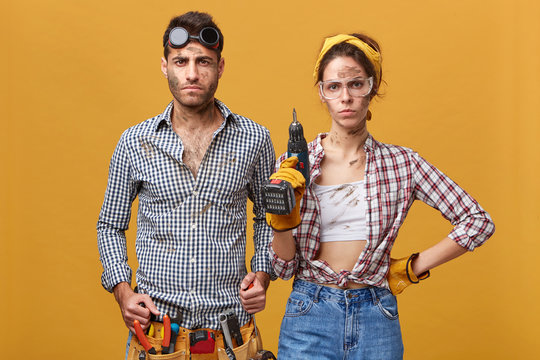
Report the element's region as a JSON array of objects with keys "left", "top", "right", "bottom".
[
  {"left": 337, "top": 66, "right": 363, "bottom": 78},
  {"left": 185, "top": 46, "right": 203, "bottom": 54}
]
